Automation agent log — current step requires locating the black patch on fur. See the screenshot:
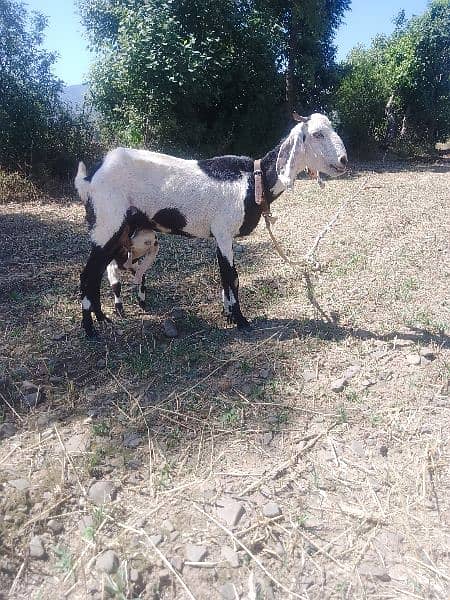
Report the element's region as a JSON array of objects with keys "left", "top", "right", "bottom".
[
  {"left": 85, "top": 196, "right": 96, "bottom": 230},
  {"left": 152, "top": 208, "right": 187, "bottom": 235},
  {"left": 198, "top": 155, "right": 253, "bottom": 181},
  {"left": 84, "top": 160, "right": 103, "bottom": 182},
  {"left": 261, "top": 144, "right": 283, "bottom": 202}
]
